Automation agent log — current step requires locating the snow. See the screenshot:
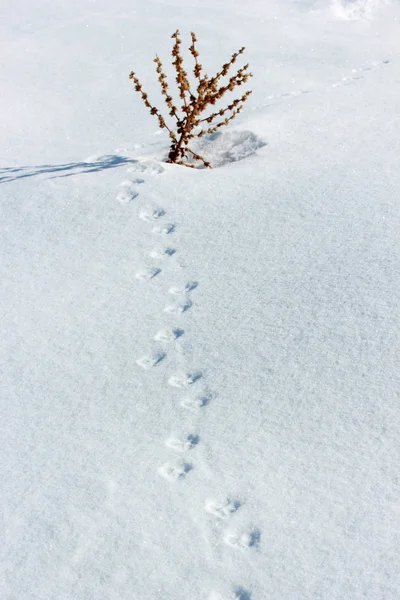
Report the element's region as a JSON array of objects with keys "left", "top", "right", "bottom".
[{"left": 1, "top": 0, "right": 400, "bottom": 599}]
